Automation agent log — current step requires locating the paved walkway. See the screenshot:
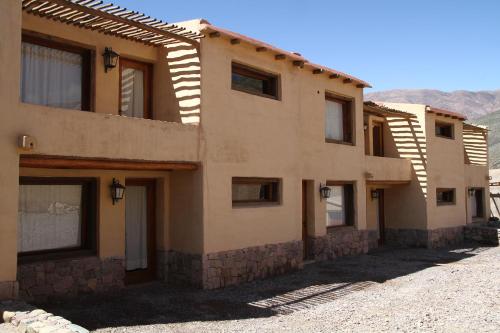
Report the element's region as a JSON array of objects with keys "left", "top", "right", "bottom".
[{"left": 32, "top": 244, "right": 500, "bottom": 332}]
